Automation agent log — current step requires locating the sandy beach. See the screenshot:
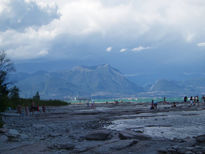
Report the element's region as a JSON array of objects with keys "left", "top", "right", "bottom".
[{"left": 1, "top": 102, "right": 205, "bottom": 154}]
